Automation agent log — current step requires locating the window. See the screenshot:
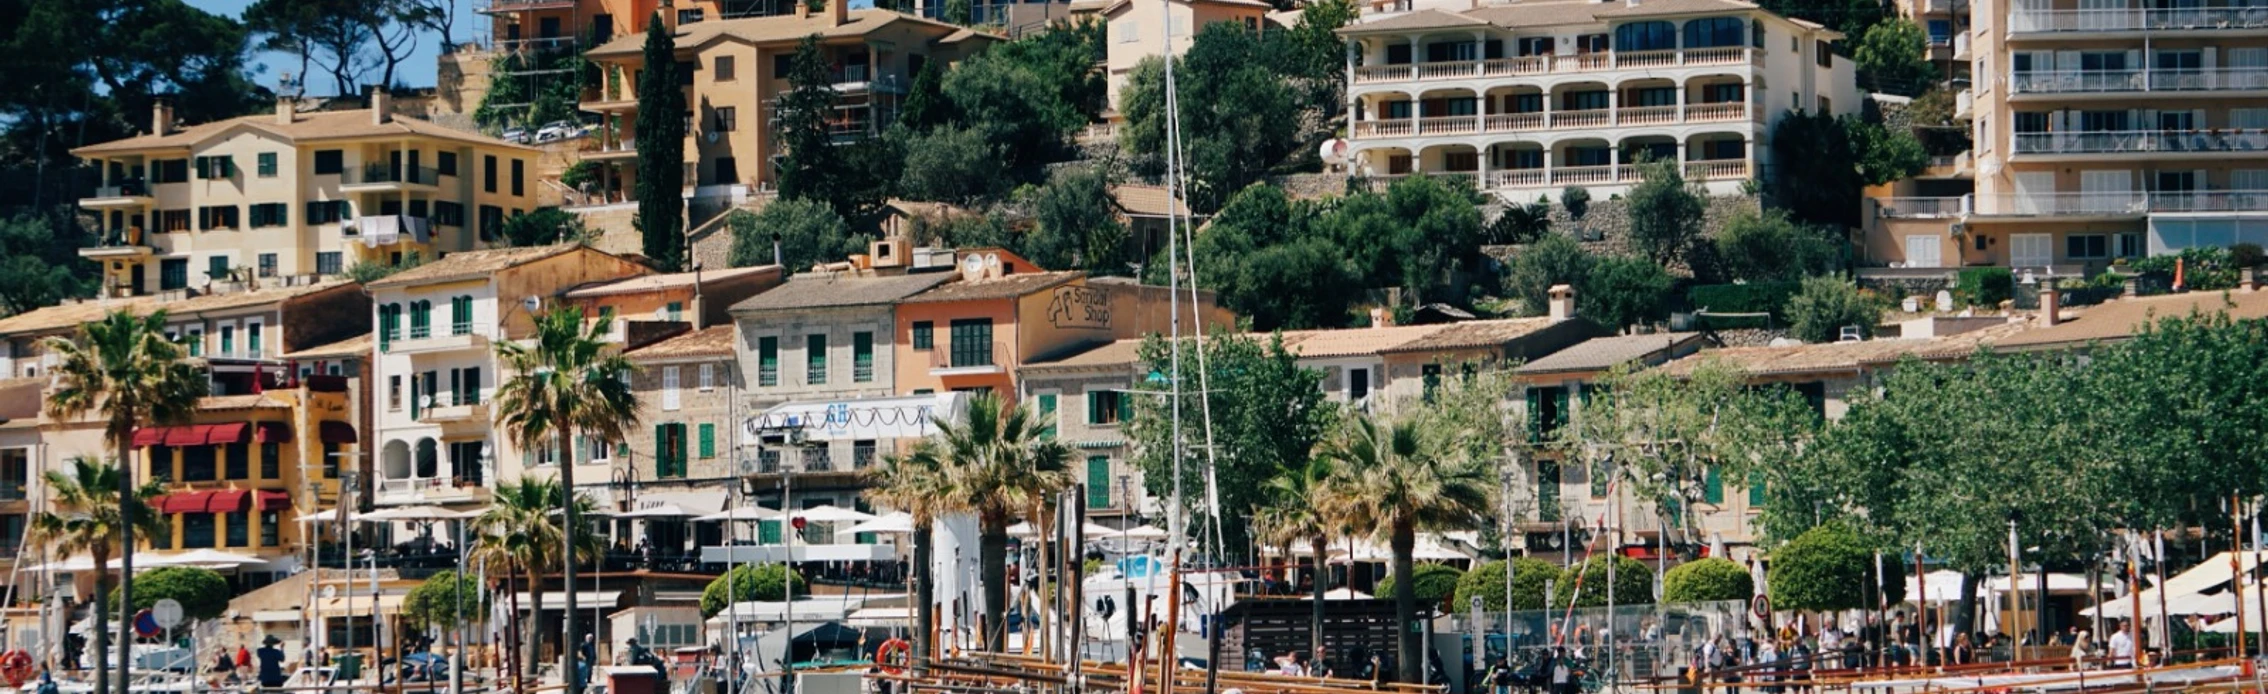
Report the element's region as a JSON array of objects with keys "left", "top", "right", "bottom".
[
  {"left": 1703, "top": 83, "right": 1744, "bottom": 103},
  {"left": 247, "top": 321, "right": 263, "bottom": 358},
  {"left": 1526, "top": 386, "right": 1569, "bottom": 442},
  {"left": 853, "top": 331, "right": 874, "bottom": 382},
  {"left": 183, "top": 513, "right": 215, "bottom": 549},
  {"left": 160, "top": 258, "right": 189, "bottom": 290},
  {"left": 409, "top": 299, "right": 432, "bottom": 339},
  {"left": 462, "top": 367, "right": 482, "bottom": 404},
  {"left": 758, "top": 337, "right": 778, "bottom": 386},
  {"left": 1926, "top": 19, "right": 1952, "bottom": 44},
  {"left": 1816, "top": 40, "right": 1833, "bottom": 67},
  {"left": 185, "top": 329, "right": 202, "bottom": 357},
  {"left": 1087, "top": 457, "right": 1112, "bottom": 508},
  {"left": 193, "top": 155, "right": 236, "bottom": 179},
  {"left": 2080, "top": 110, "right": 2131, "bottom": 132},
  {"left": 225, "top": 441, "right": 249, "bottom": 479},
  {"left": 911, "top": 321, "right": 934, "bottom": 349},
  {"left": 1631, "top": 87, "right": 1677, "bottom": 107},
  {"left": 948, "top": 319, "right": 993, "bottom": 368},
  {"left": 257, "top": 253, "right": 277, "bottom": 278},
  {"left": 662, "top": 366, "right": 682, "bottom": 411},
  {"left": 2116, "top": 232, "right": 2145, "bottom": 258},
  {"left": 306, "top": 200, "right": 350, "bottom": 224},
  {"left": 148, "top": 446, "right": 174, "bottom": 482},
  {"left": 2067, "top": 234, "right": 2109, "bottom": 259},
  {"left": 1561, "top": 90, "right": 1609, "bottom": 111},
  {"left": 388, "top": 375, "right": 402, "bottom": 410},
  {"left": 1683, "top": 17, "right": 1745, "bottom": 48},
  {"left": 806, "top": 334, "right": 828, "bottom": 383},
  {"left": 483, "top": 155, "right": 498, "bottom": 193},
  {"left": 198, "top": 205, "right": 240, "bottom": 230},
  {"left": 679, "top": 7, "right": 704, "bottom": 24},
  {"left": 431, "top": 201, "right": 464, "bottom": 227},
  {"left": 699, "top": 363, "right": 716, "bottom": 391},
  {"left": 314, "top": 150, "right": 344, "bottom": 175},
  {"left": 261, "top": 511, "right": 280, "bottom": 547},
  {"left": 152, "top": 159, "right": 190, "bottom": 184},
  {"left": 437, "top": 151, "right": 457, "bottom": 176},
  {"left": 479, "top": 205, "right": 504, "bottom": 241},
  {"left": 183, "top": 445, "right": 217, "bottom": 481},
  {"left": 773, "top": 53, "right": 795, "bottom": 77},
  {"left": 249, "top": 203, "right": 288, "bottom": 228},
  {"left": 698, "top": 423, "right": 717, "bottom": 460},
  {"left": 1349, "top": 367, "right": 1371, "bottom": 400},
  {"left": 1036, "top": 393, "right": 1059, "bottom": 437},
  {"left": 1118, "top": 19, "right": 1140, "bottom": 44},
  {"left": 654, "top": 423, "right": 688, "bottom": 478},
  {"left": 1614, "top": 21, "right": 1675, "bottom": 51},
  {"left": 1704, "top": 466, "right": 1725, "bottom": 504},
  {"left": 1088, "top": 390, "right": 1131, "bottom": 425},
  {"left": 160, "top": 209, "right": 192, "bottom": 232},
  {"left": 1515, "top": 37, "right": 1552, "bottom": 56},
  {"left": 511, "top": 159, "right": 525, "bottom": 196},
  {"left": 1752, "top": 19, "right": 1764, "bottom": 48},
  {"left": 2014, "top": 112, "right": 2050, "bottom": 133},
  {"left": 218, "top": 324, "right": 236, "bottom": 356},
  {"left": 451, "top": 295, "right": 473, "bottom": 335},
  {"left": 713, "top": 106, "right": 737, "bottom": 132},
  {"left": 378, "top": 303, "right": 402, "bottom": 350},
  {"left": 715, "top": 55, "right": 736, "bottom": 80},
  {"left": 257, "top": 152, "right": 278, "bottom": 177}
]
